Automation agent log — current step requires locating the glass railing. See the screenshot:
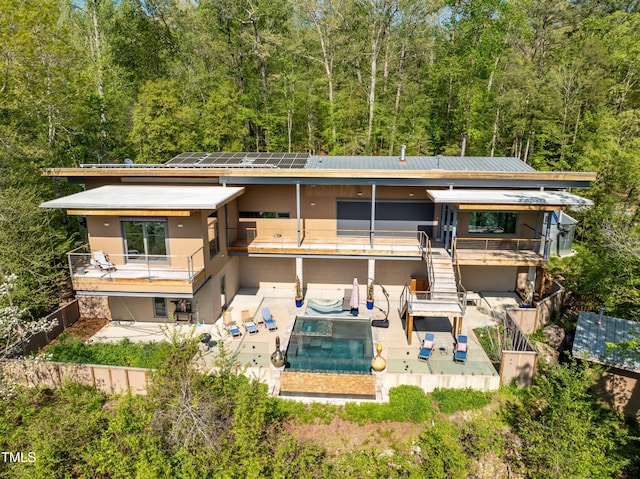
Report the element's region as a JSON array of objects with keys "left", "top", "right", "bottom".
[
  {"left": 227, "top": 227, "right": 429, "bottom": 255},
  {"left": 66, "top": 244, "right": 205, "bottom": 282}
]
